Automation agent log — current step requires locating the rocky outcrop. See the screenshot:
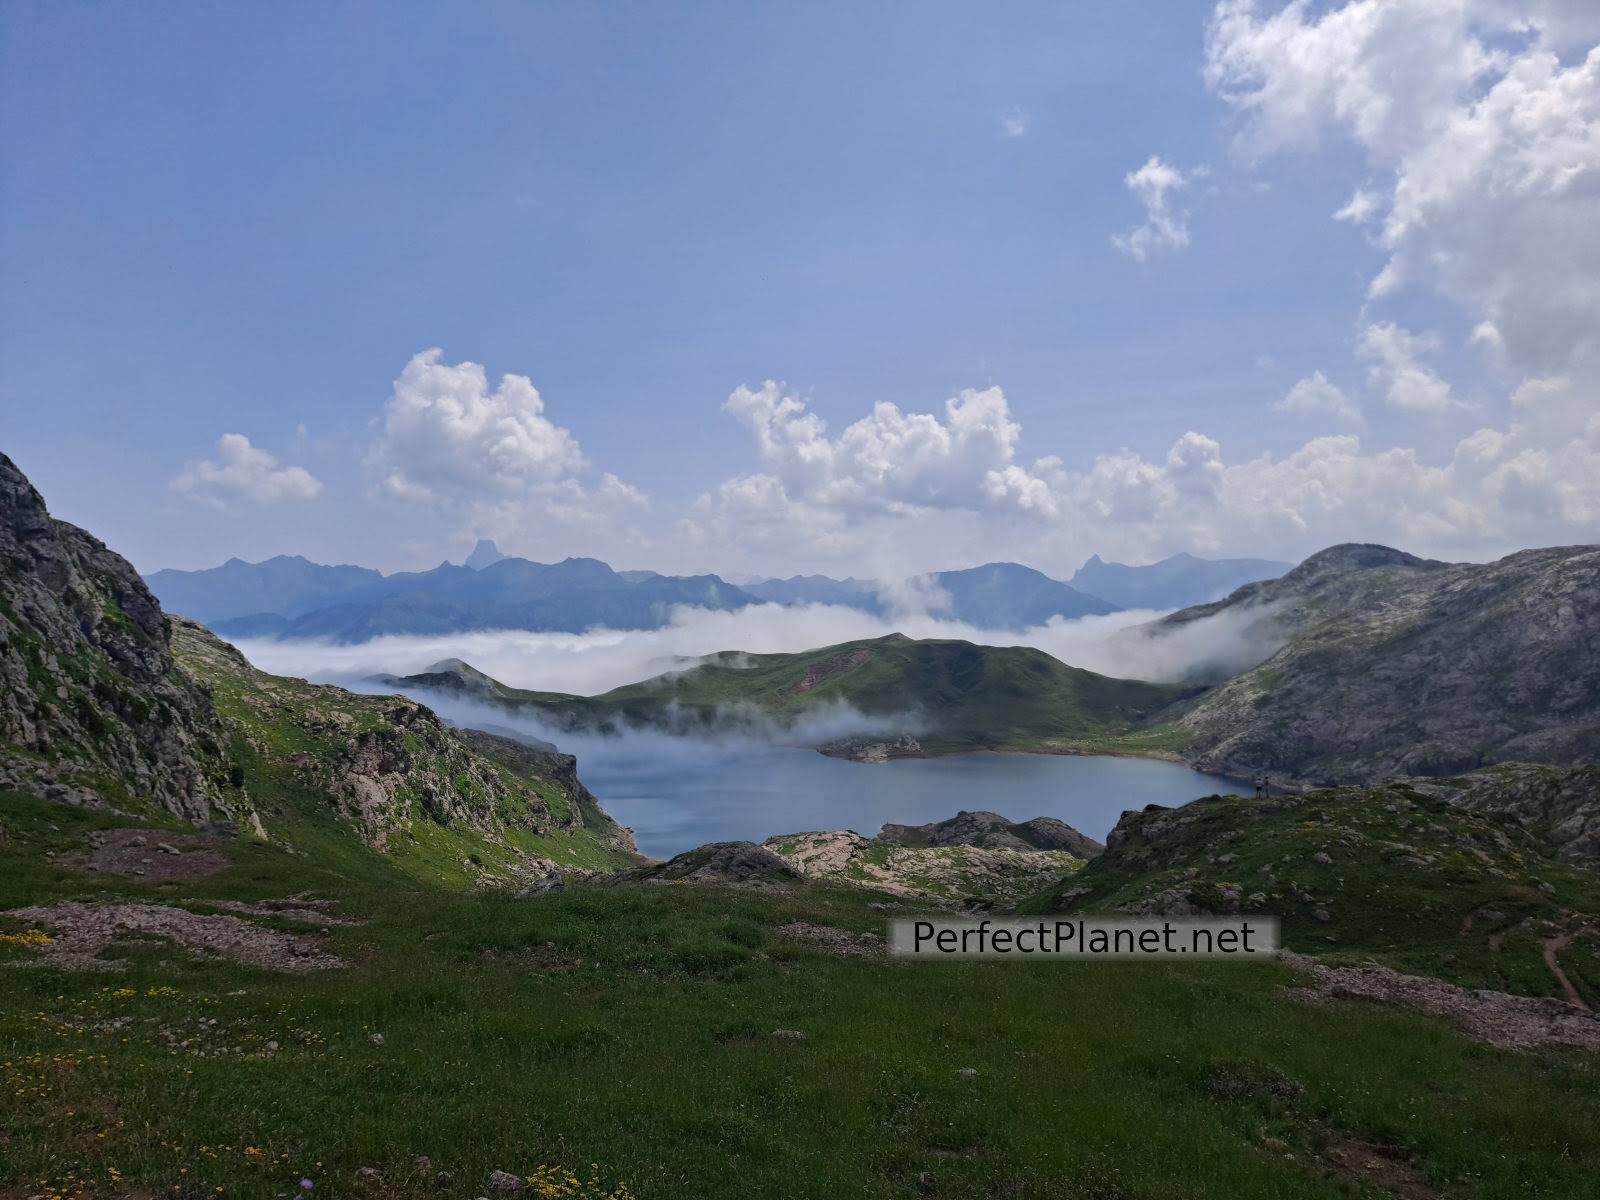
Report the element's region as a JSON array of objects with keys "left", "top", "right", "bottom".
[
  {"left": 766, "top": 830, "right": 1082, "bottom": 907},
  {"left": 619, "top": 841, "right": 800, "bottom": 886},
  {"left": 878, "top": 809, "right": 1103, "bottom": 856},
  {"left": 0, "top": 453, "right": 237, "bottom": 822},
  {"left": 764, "top": 817, "right": 1094, "bottom": 907},
  {"left": 1160, "top": 543, "right": 1600, "bottom": 785},
  {"left": 819, "top": 734, "right": 923, "bottom": 763},
  {"left": 1401, "top": 763, "right": 1600, "bottom": 866},
  {"left": 455, "top": 727, "right": 631, "bottom": 848}
]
